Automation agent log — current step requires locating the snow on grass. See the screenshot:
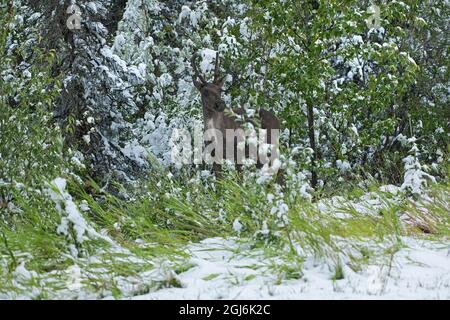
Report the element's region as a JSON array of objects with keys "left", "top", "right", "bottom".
[
  {"left": 1, "top": 183, "right": 448, "bottom": 300},
  {"left": 132, "top": 237, "right": 450, "bottom": 300},
  {"left": 47, "top": 178, "right": 117, "bottom": 248}
]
